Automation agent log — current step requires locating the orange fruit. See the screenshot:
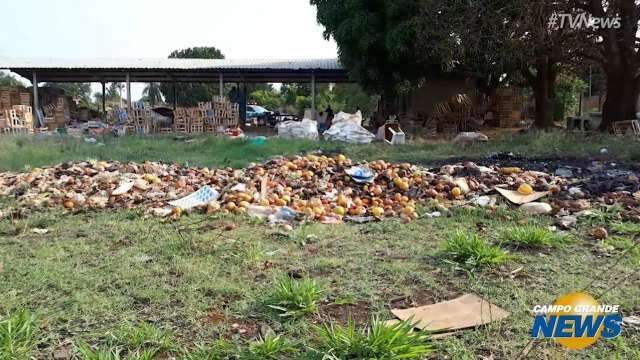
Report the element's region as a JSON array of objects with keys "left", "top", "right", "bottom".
[
  {"left": 63, "top": 200, "right": 76, "bottom": 209},
  {"left": 333, "top": 206, "right": 346, "bottom": 216},
  {"left": 517, "top": 184, "right": 534, "bottom": 195},
  {"left": 371, "top": 207, "right": 384, "bottom": 218},
  {"left": 451, "top": 187, "right": 462, "bottom": 197}
]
